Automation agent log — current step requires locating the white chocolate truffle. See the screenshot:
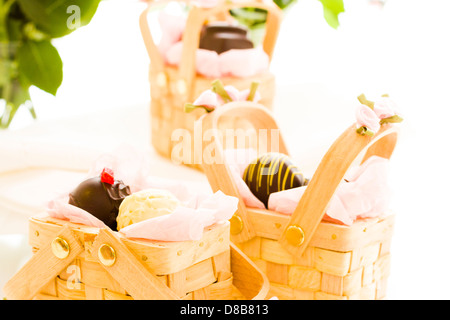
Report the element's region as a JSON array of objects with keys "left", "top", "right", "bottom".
[{"left": 117, "top": 189, "right": 180, "bottom": 230}]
